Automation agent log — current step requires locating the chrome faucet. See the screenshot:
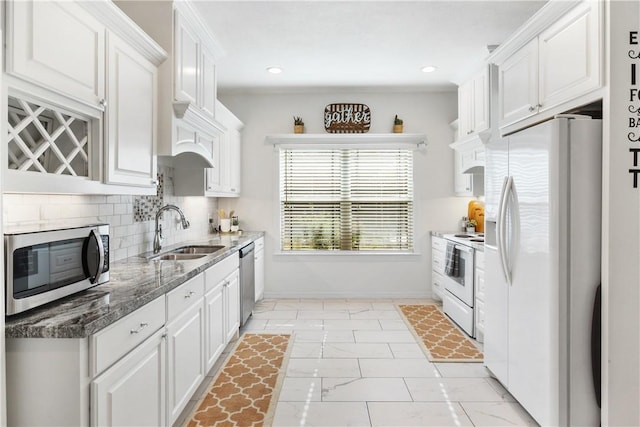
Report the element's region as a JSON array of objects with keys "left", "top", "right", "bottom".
[{"left": 153, "top": 204, "right": 190, "bottom": 253}]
